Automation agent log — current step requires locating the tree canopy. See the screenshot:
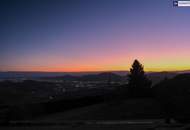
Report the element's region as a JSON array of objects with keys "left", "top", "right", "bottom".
[{"left": 128, "top": 59, "right": 152, "bottom": 97}]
